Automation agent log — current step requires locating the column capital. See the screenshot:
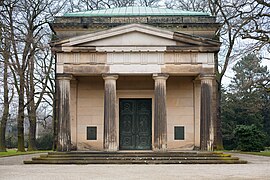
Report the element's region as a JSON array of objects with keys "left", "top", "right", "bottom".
[
  {"left": 193, "top": 75, "right": 201, "bottom": 84},
  {"left": 57, "top": 73, "right": 73, "bottom": 80},
  {"left": 199, "top": 73, "right": 216, "bottom": 81},
  {"left": 152, "top": 73, "right": 169, "bottom": 80},
  {"left": 102, "top": 74, "right": 119, "bottom": 80}
]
